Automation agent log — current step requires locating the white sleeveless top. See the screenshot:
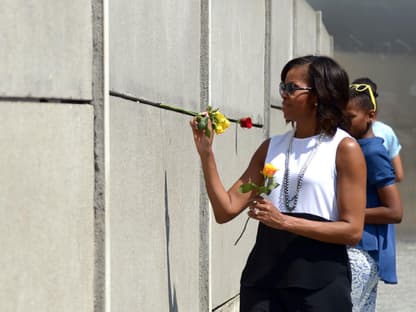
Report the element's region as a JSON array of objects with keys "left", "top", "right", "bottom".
[{"left": 265, "top": 128, "right": 351, "bottom": 221}]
